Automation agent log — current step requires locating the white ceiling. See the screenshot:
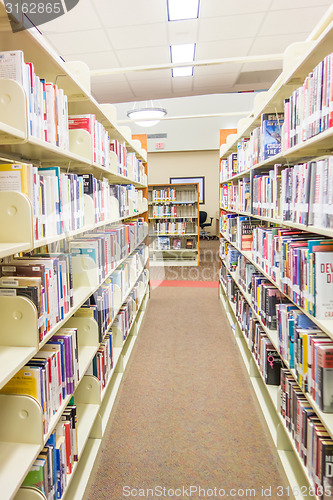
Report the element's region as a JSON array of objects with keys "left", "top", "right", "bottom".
[{"left": 40, "top": 0, "right": 333, "bottom": 104}]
